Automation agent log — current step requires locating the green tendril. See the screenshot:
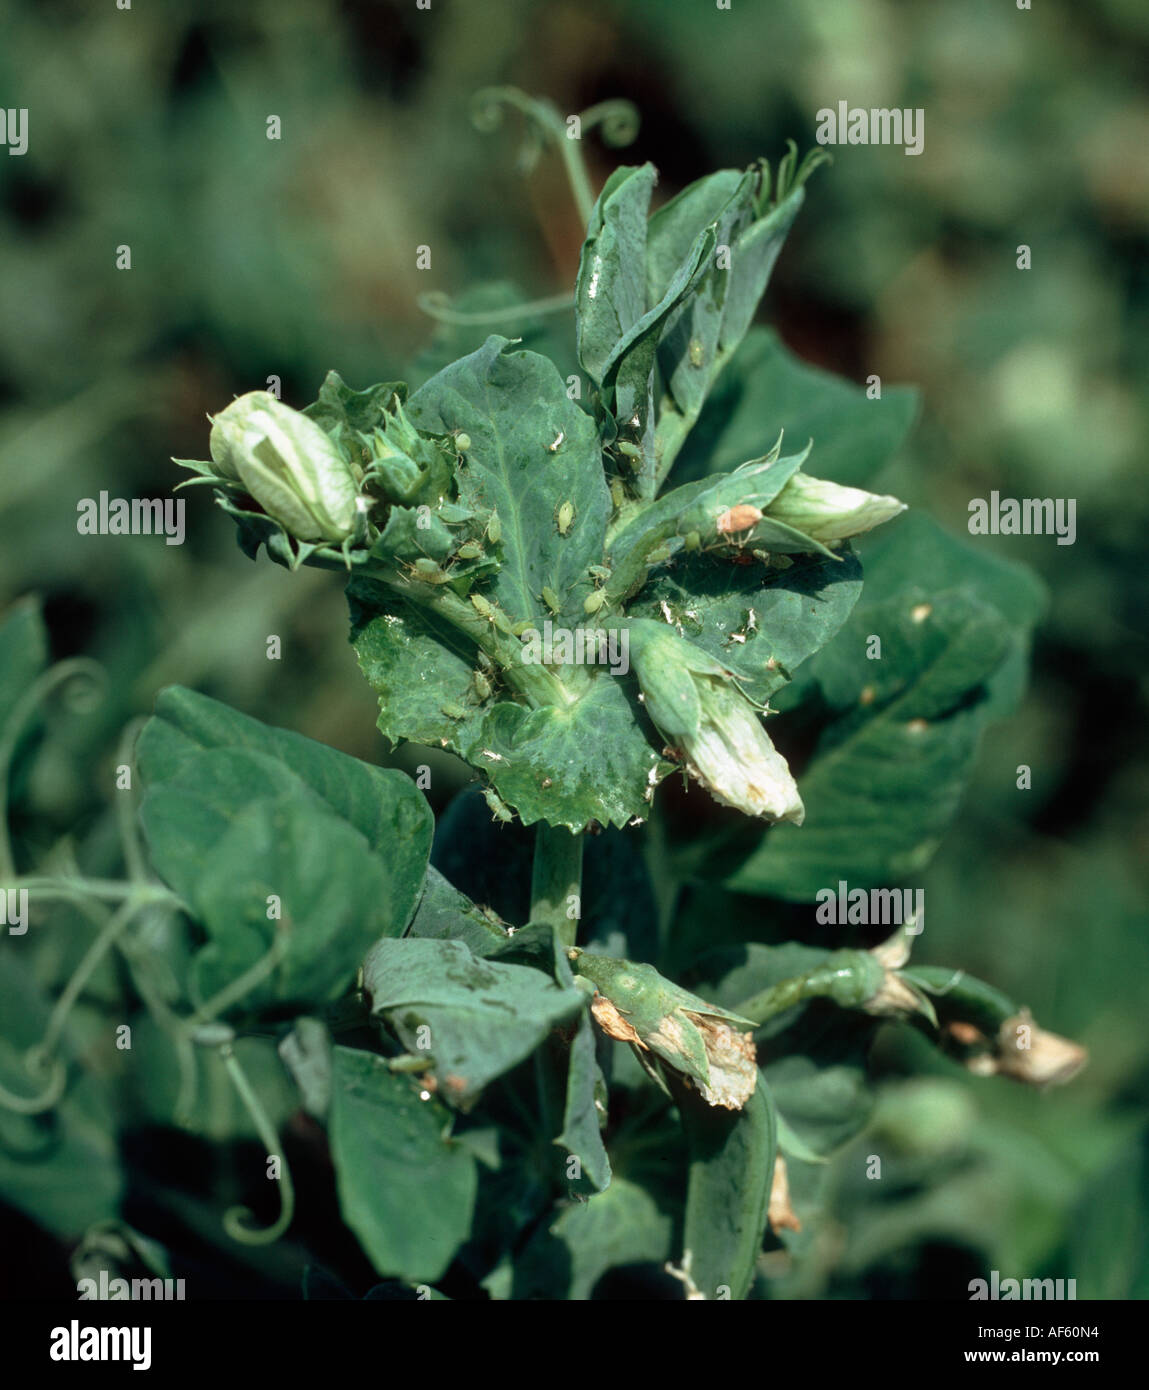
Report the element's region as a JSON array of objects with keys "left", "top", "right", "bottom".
[
  {"left": 0, "top": 657, "right": 108, "bottom": 879},
  {"left": 0, "top": 1051, "right": 68, "bottom": 1114},
  {"left": 470, "top": 86, "right": 637, "bottom": 229},
  {"left": 218, "top": 1043, "right": 296, "bottom": 1246},
  {"left": 188, "top": 933, "right": 289, "bottom": 1028},
  {"left": 114, "top": 717, "right": 149, "bottom": 883},
  {"left": 416, "top": 290, "right": 574, "bottom": 326}
]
